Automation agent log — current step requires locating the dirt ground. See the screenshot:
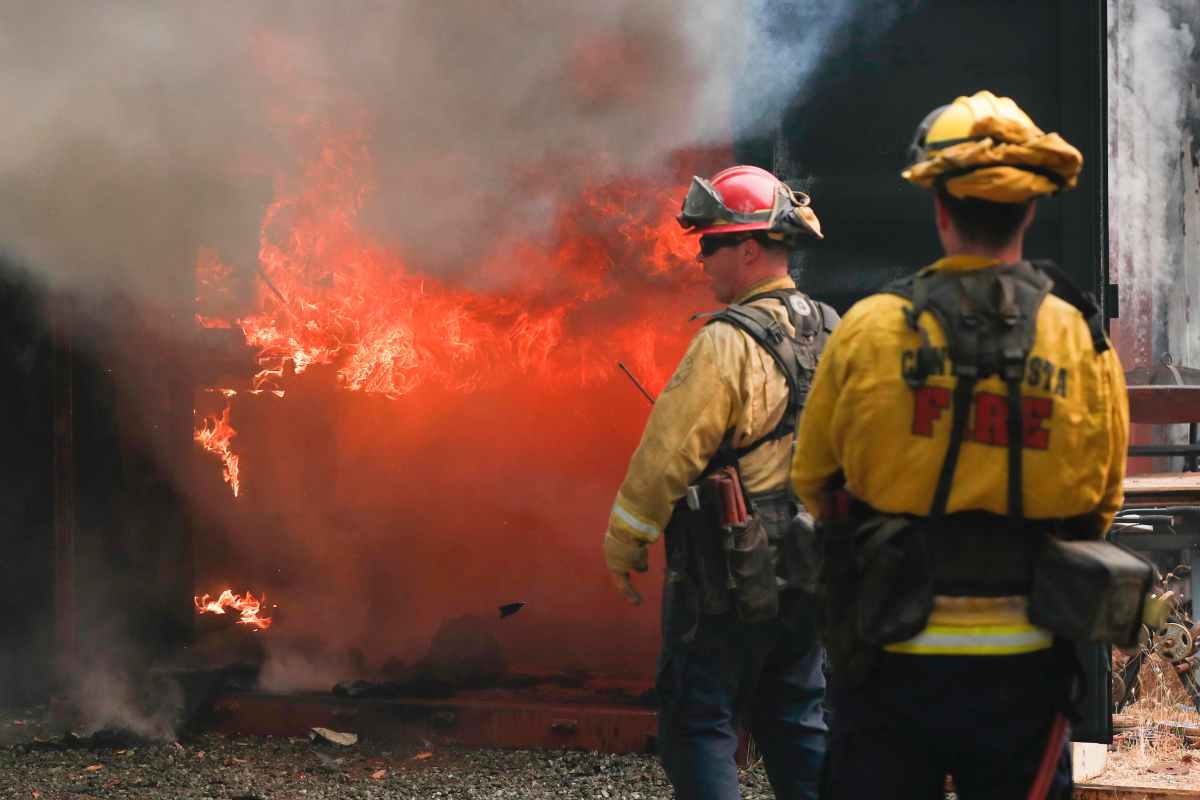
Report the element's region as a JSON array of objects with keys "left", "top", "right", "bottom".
[
  {"left": 0, "top": 705, "right": 780, "bottom": 800},
  {"left": 1088, "top": 747, "right": 1200, "bottom": 791},
  {"left": 8, "top": 702, "right": 1200, "bottom": 799}
]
